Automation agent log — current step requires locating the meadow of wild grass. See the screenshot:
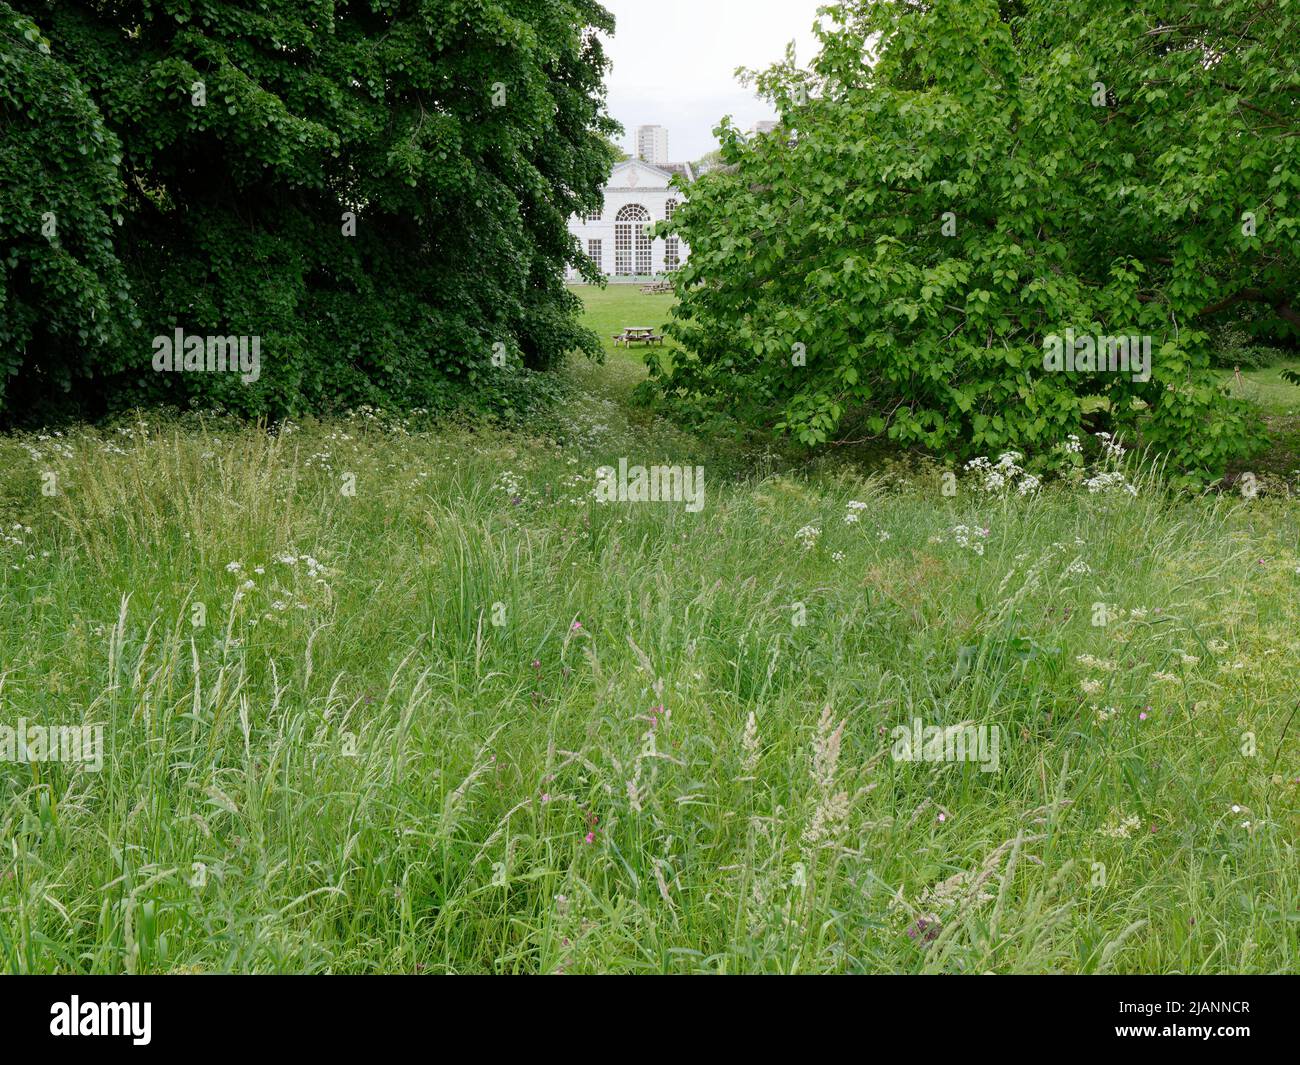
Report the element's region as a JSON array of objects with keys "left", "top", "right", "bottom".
[{"left": 1, "top": 288, "right": 1299, "bottom": 974}]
